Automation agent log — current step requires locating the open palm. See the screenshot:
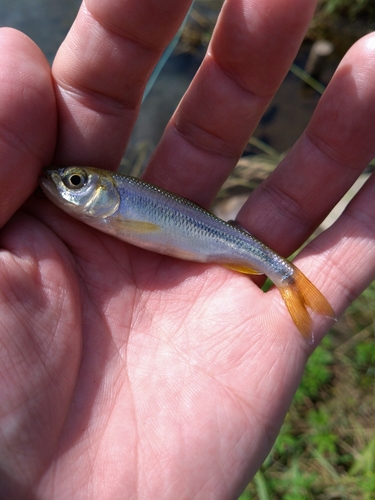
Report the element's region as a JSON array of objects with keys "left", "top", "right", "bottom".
[{"left": 1, "top": 1, "right": 375, "bottom": 498}]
